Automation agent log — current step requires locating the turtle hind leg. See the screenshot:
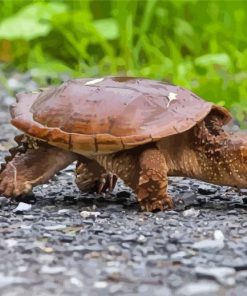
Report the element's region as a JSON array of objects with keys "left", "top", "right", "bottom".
[
  {"left": 75, "top": 158, "right": 118, "bottom": 194},
  {"left": 0, "top": 139, "right": 77, "bottom": 198},
  {"left": 137, "top": 148, "right": 173, "bottom": 211}
]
